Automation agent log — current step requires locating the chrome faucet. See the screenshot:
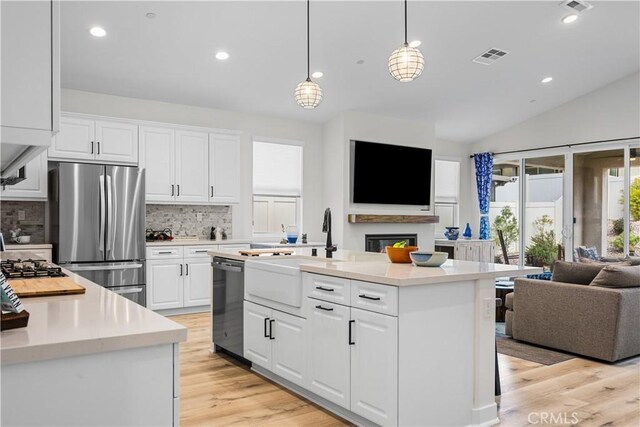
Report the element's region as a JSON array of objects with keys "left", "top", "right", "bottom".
[{"left": 322, "top": 208, "right": 337, "bottom": 258}]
